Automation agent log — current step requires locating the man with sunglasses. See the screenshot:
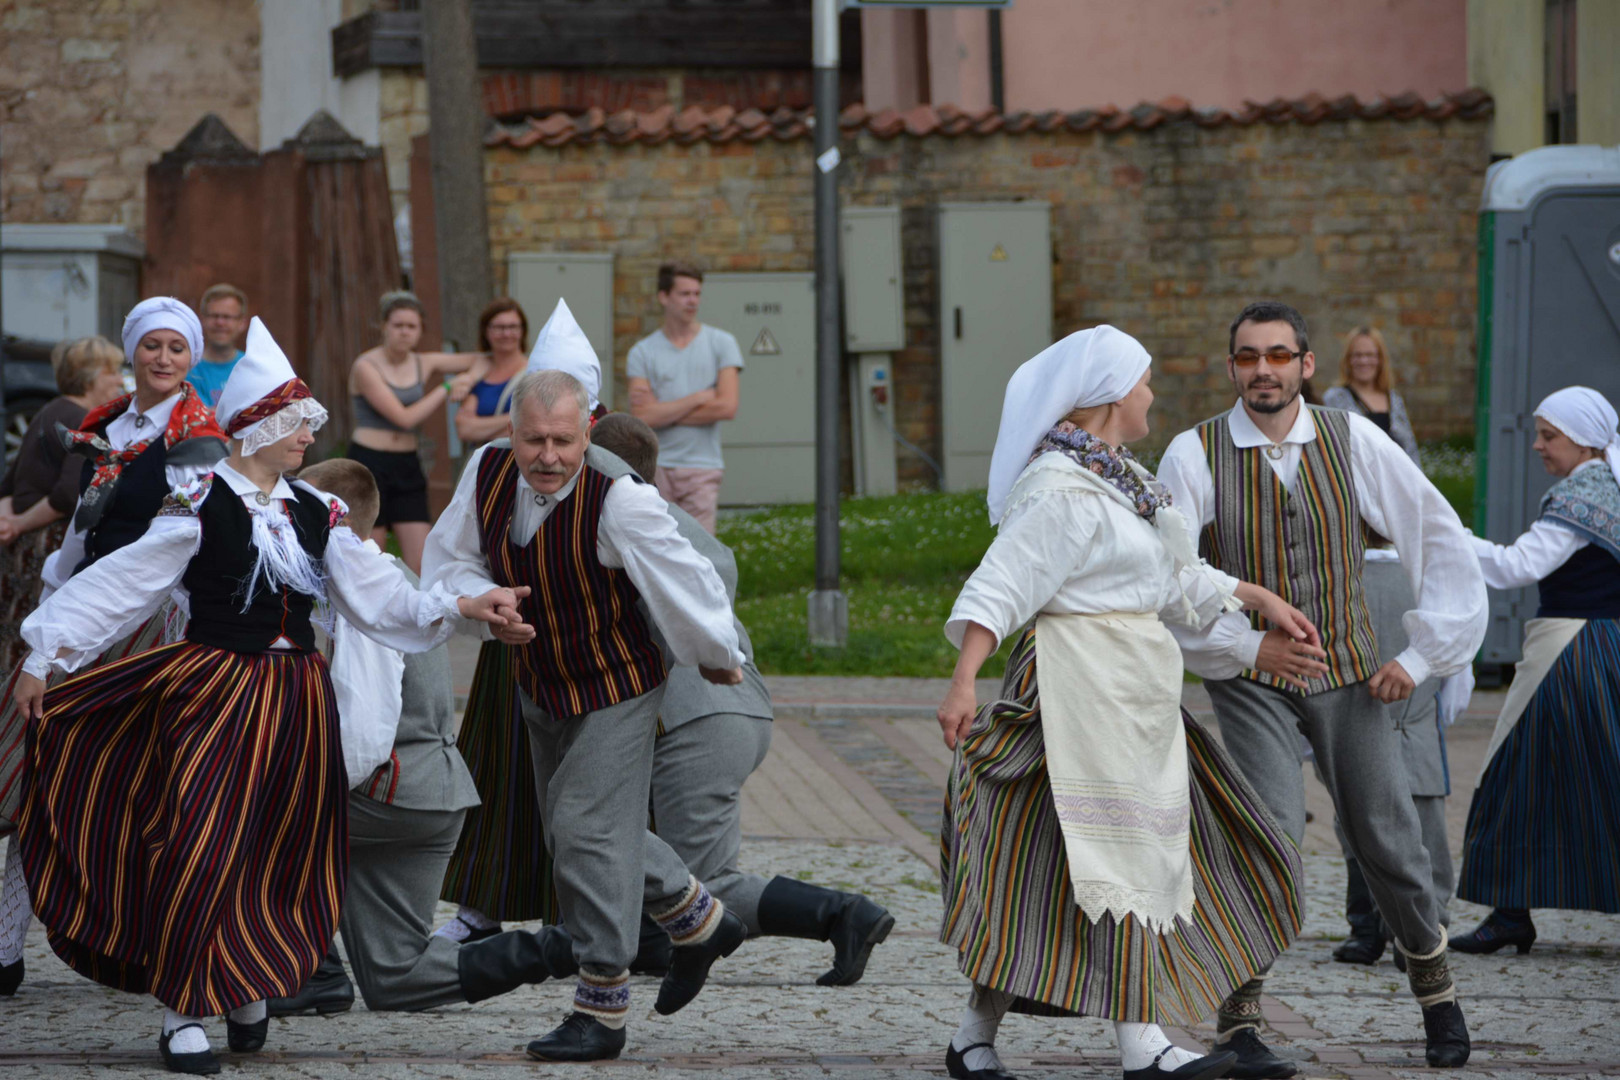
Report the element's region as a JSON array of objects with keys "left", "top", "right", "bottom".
[{"left": 1156, "top": 301, "right": 1486, "bottom": 1075}]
